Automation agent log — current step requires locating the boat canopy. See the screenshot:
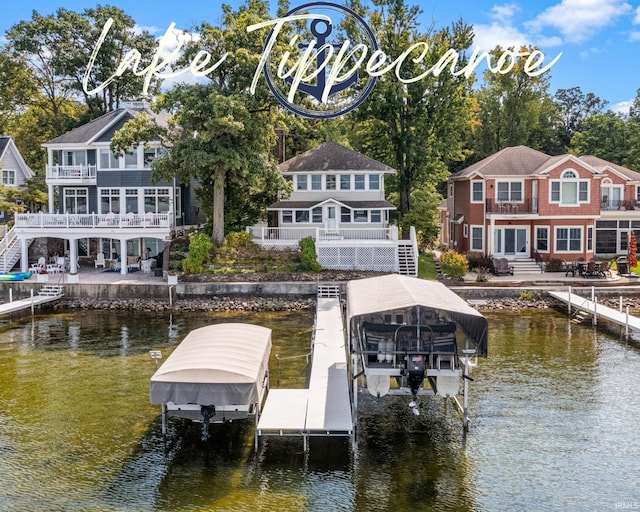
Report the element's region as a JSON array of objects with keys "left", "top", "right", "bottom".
[
  {"left": 346, "top": 274, "right": 488, "bottom": 357},
  {"left": 150, "top": 323, "right": 272, "bottom": 406}
]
